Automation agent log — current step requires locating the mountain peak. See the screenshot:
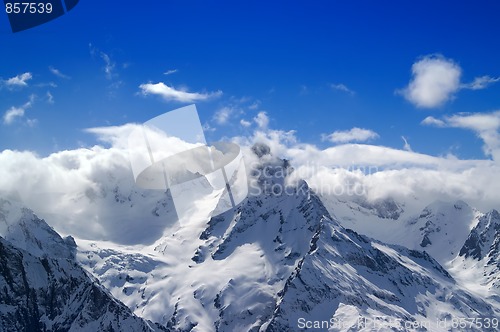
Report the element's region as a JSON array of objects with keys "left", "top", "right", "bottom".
[
  {"left": 0, "top": 197, "right": 74, "bottom": 259},
  {"left": 459, "top": 208, "right": 500, "bottom": 261}
]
